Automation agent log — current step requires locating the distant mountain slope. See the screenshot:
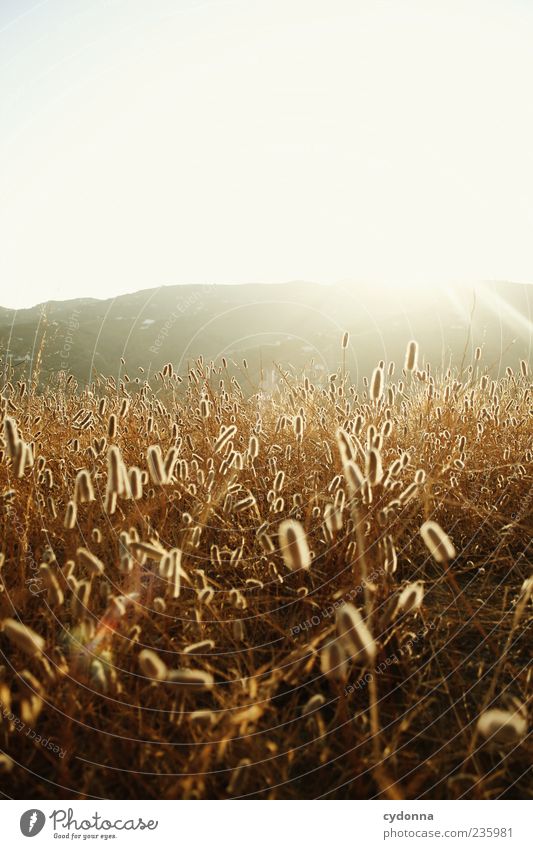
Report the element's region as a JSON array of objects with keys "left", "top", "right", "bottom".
[{"left": 0, "top": 281, "right": 531, "bottom": 388}]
